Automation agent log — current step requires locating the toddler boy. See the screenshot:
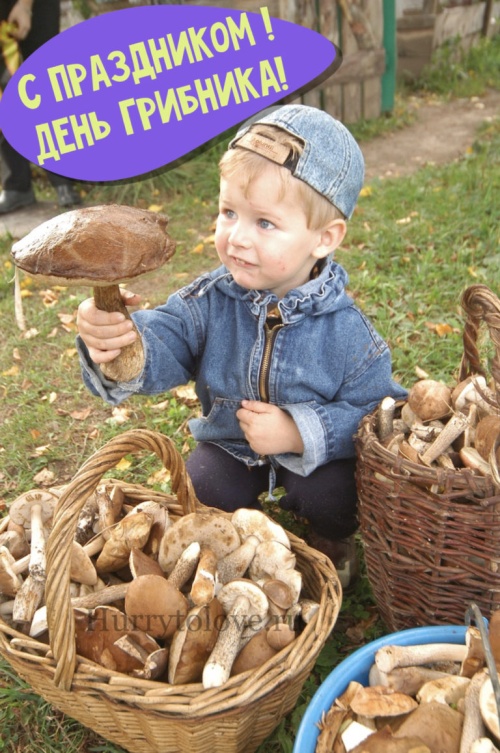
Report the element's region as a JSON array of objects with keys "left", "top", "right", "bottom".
[{"left": 77, "top": 105, "right": 407, "bottom": 586}]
